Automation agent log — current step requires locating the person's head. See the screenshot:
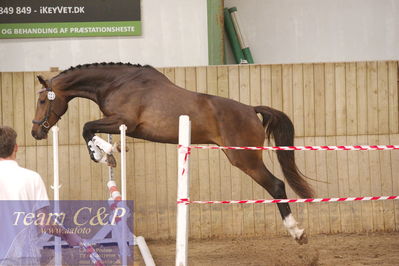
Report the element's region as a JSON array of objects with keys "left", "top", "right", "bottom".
[{"left": 0, "top": 126, "right": 18, "bottom": 159}]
